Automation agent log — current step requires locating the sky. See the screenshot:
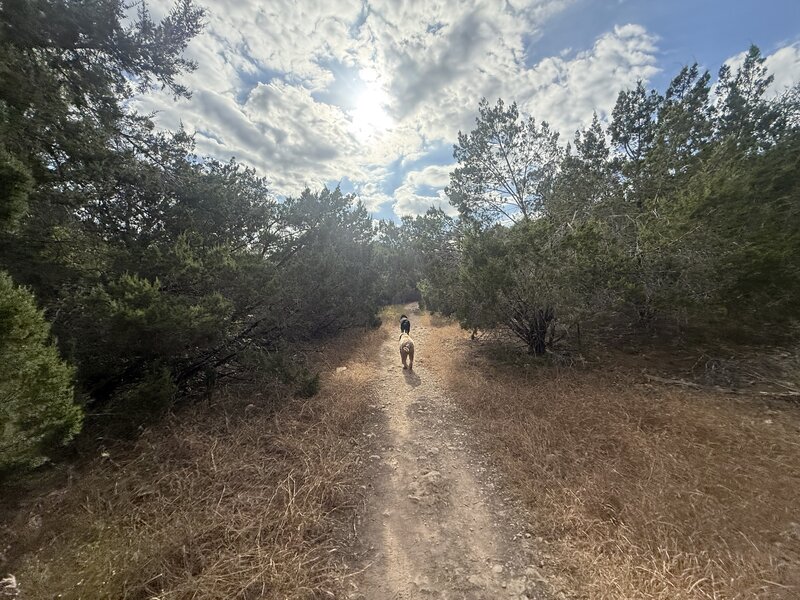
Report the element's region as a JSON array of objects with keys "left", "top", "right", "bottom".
[{"left": 138, "top": 0, "right": 800, "bottom": 221}]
